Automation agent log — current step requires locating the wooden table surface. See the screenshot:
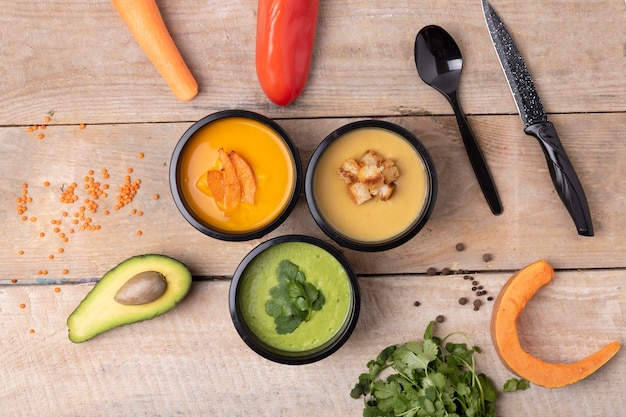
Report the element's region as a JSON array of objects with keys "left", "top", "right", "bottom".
[{"left": 1, "top": 1, "right": 624, "bottom": 415}]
